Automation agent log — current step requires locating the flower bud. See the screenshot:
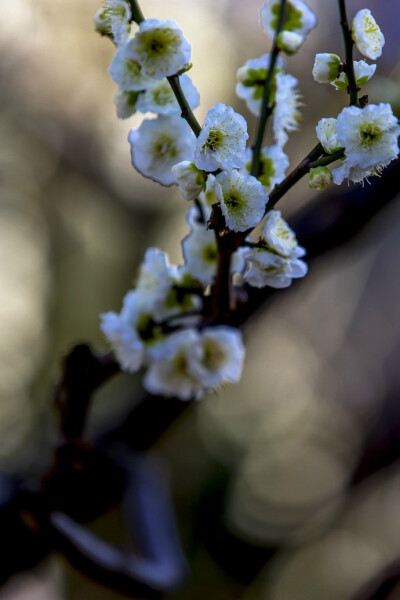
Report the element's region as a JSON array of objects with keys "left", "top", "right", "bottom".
[
  {"left": 312, "top": 53, "right": 341, "bottom": 84},
  {"left": 172, "top": 161, "right": 206, "bottom": 202},
  {"left": 276, "top": 31, "right": 304, "bottom": 55},
  {"left": 308, "top": 166, "right": 333, "bottom": 190}
]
